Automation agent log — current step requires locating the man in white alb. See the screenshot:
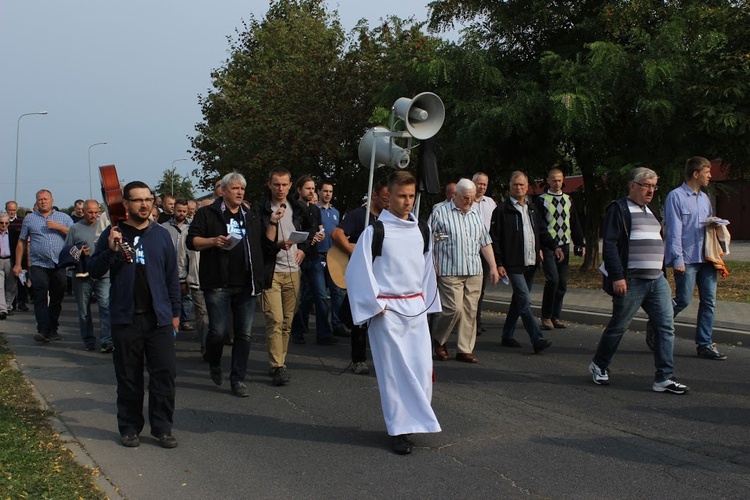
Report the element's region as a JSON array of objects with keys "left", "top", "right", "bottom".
[{"left": 346, "top": 171, "right": 442, "bottom": 455}]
